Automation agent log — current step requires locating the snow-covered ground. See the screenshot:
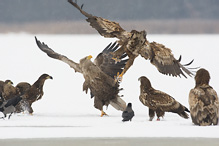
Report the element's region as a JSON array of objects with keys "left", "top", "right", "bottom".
[{"left": 0, "top": 34, "right": 219, "bottom": 139}]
